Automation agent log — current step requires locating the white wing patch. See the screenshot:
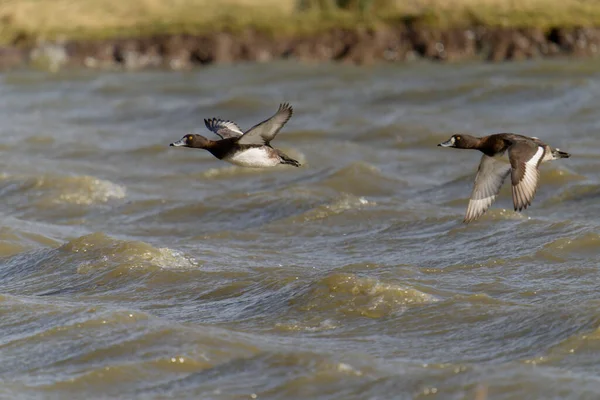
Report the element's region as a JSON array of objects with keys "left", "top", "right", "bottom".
[
  {"left": 204, "top": 118, "right": 244, "bottom": 139},
  {"left": 512, "top": 145, "right": 544, "bottom": 211},
  {"left": 217, "top": 120, "right": 244, "bottom": 135},
  {"left": 464, "top": 155, "right": 511, "bottom": 223},
  {"left": 465, "top": 198, "right": 494, "bottom": 223}
]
